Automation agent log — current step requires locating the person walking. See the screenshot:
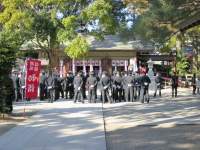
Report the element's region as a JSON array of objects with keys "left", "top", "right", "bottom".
[
  {"left": 154, "top": 73, "right": 162, "bottom": 97},
  {"left": 134, "top": 71, "right": 141, "bottom": 101},
  {"left": 100, "top": 71, "right": 113, "bottom": 104},
  {"left": 191, "top": 73, "right": 197, "bottom": 95},
  {"left": 86, "top": 72, "right": 97, "bottom": 103},
  {"left": 73, "top": 71, "right": 84, "bottom": 103},
  {"left": 45, "top": 72, "right": 55, "bottom": 103},
  {"left": 171, "top": 72, "right": 178, "bottom": 97},
  {"left": 124, "top": 71, "right": 135, "bottom": 102},
  {"left": 139, "top": 72, "right": 151, "bottom": 103},
  {"left": 113, "top": 72, "right": 123, "bottom": 102}
]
